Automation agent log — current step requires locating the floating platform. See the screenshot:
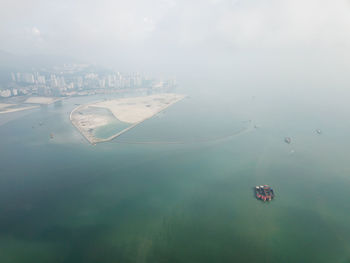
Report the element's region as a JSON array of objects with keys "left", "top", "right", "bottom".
[{"left": 255, "top": 185, "right": 274, "bottom": 202}]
